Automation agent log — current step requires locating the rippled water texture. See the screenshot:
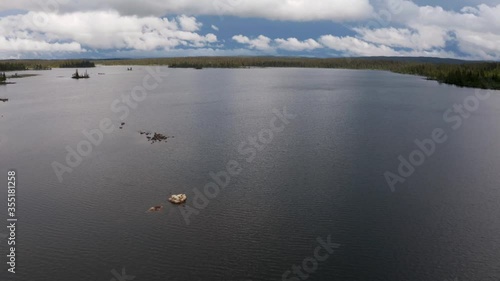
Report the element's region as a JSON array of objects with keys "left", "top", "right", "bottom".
[{"left": 1, "top": 66, "right": 499, "bottom": 281}]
